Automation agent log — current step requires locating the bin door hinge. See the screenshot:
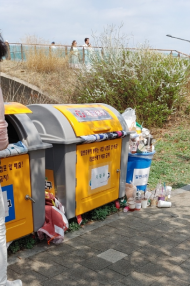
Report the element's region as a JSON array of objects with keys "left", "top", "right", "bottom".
[
  {"left": 75, "top": 201, "right": 77, "bottom": 209},
  {"left": 75, "top": 178, "right": 77, "bottom": 187},
  {"left": 76, "top": 154, "right": 77, "bottom": 164}
]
